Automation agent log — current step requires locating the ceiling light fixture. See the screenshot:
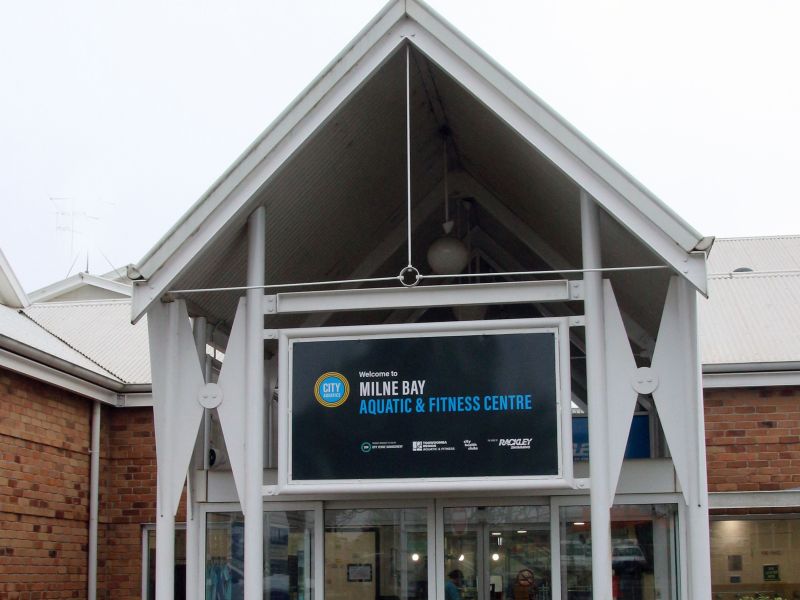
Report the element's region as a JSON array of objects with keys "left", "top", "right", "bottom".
[{"left": 427, "top": 133, "right": 468, "bottom": 275}]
